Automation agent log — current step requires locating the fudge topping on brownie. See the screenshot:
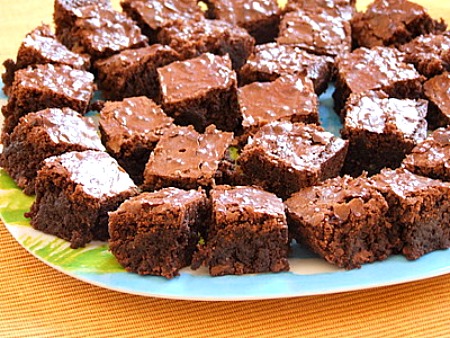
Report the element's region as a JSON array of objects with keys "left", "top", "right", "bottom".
[
  {"left": 249, "top": 121, "right": 347, "bottom": 171},
  {"left": 277, "top": 8, "right": 352, "bottom": 57},
  {"left": 399, "top": 33, "right": 450, "bottom": 77},
  {"left": 122, "top": 0, "right": 203, "bottom": 31},
  {"left": 47, "top": 150, "right": 136, "bottom": 198},
  {"left": 17, "top": 64, "right": 94, "bottom": 103},
  {"left": 37, "top": 108, "right": 104, "bottom": 149},
  {"left": 336, "top": 47, "right": 422, "bottom": 94},
  {"left": 345, "top": 93, "right": 428, "bottom": 143},
  {"left": 99, "top": 96, "right": 173, "bottom": 153},
  {"left": 145, "top": 125, "right": 233, "bottom": 183},
  {"left": 212, "top": 185, "right": 286, "bottom": 222},
  {"left": 158, "top": 53, "right": 236, "bottom": 104}
]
